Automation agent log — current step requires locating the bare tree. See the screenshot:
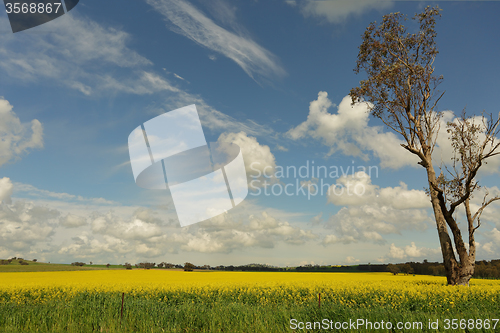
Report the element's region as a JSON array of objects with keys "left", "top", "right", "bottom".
[{"left": 350, "top": 6, "right": 500, "bottom": 286}]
